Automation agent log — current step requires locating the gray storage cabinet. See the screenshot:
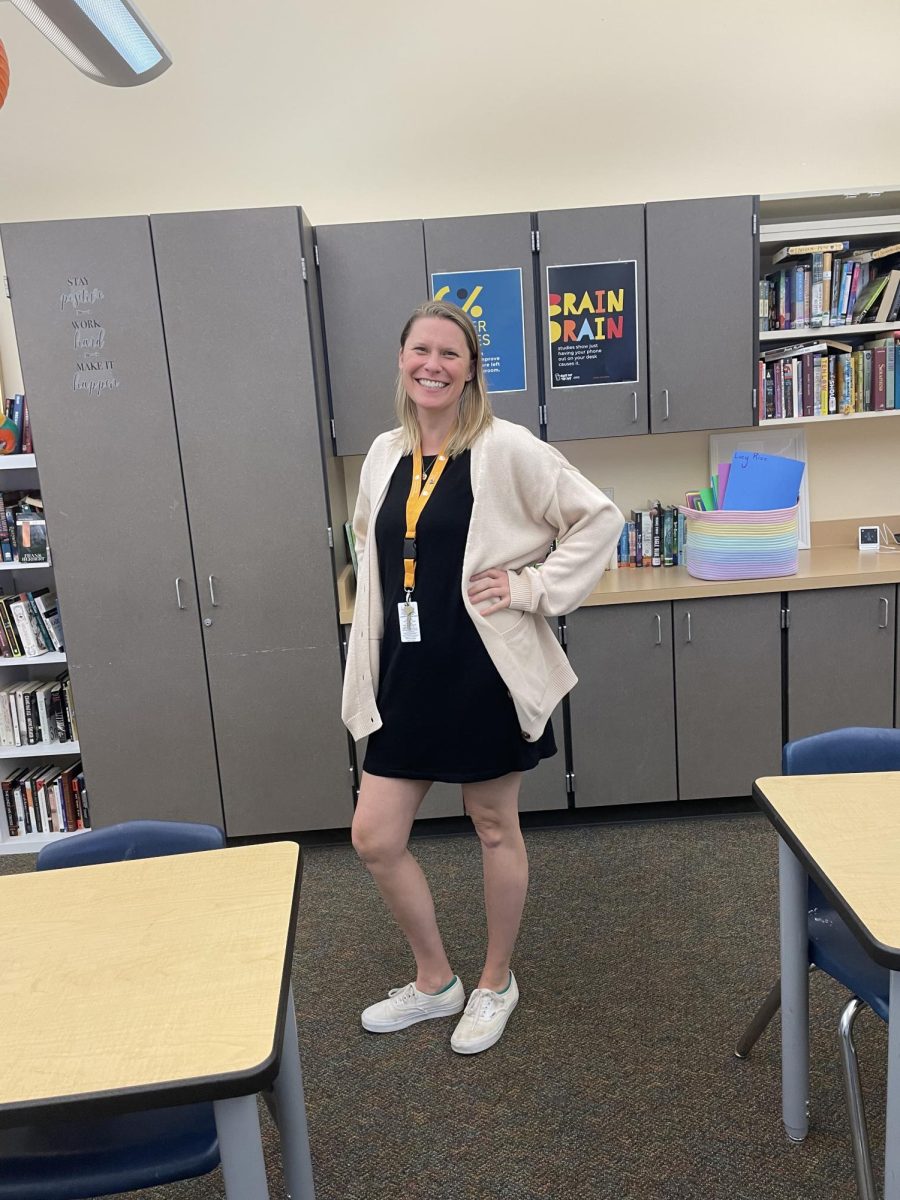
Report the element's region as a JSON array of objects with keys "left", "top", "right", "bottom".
[
  {"left": 673, "top": 594, "right": 782, "bottom": 799},
  {"left": 536, "top": 205, "right": 649, "bottom": 440},
  {"left": 0, "top": 216, "right": 223, "bottom": 828},
  {"left": 787, "top": 585, "right": 896, "bottom": 742},
  {"left": 150, "top": 206, "right": 352, "bottom": 835},
  {"left": 566, "top": 604, "right": 677, "bottom": 806},
  {"left": 316, "top": 219, "right": 428, "bottom": 456},
  {"left": 646, "top": 195, "right": 759, "bottom": 434},
  {"left": 423, "top": 212, "right": 540, "bottom": 434}
]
